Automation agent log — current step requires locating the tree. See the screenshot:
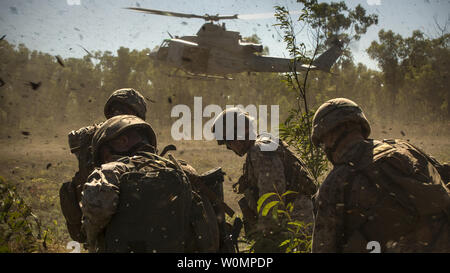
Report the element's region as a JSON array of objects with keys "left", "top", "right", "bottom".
[
  {"left": 367, "top": 29, "right": 450, "bottom": 121},
  {"left": 297, "top": 0, "right": 378, "bottom": 59},
  {"left": 367, "top": 29, "right": 405, "bottom": 116}
]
